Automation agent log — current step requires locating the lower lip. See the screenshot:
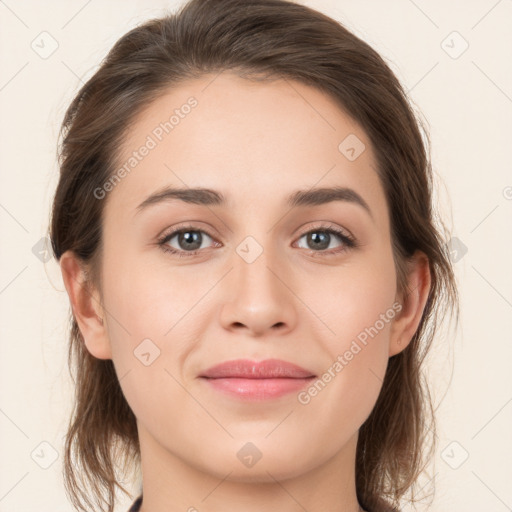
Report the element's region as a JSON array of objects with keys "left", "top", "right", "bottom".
[{"left": 200, "top": 377, "right": 315, "bottom": 400}]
